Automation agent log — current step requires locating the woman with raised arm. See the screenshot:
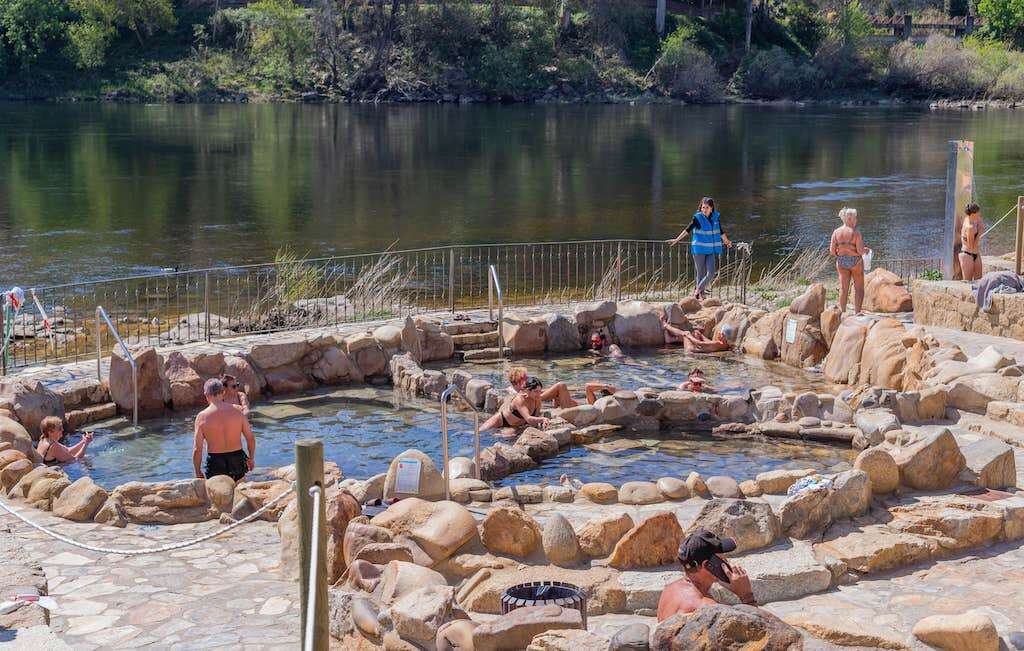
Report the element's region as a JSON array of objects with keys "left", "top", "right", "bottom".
[{"left": 667, "top": 197, "right": 732, "bottom": 300}]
